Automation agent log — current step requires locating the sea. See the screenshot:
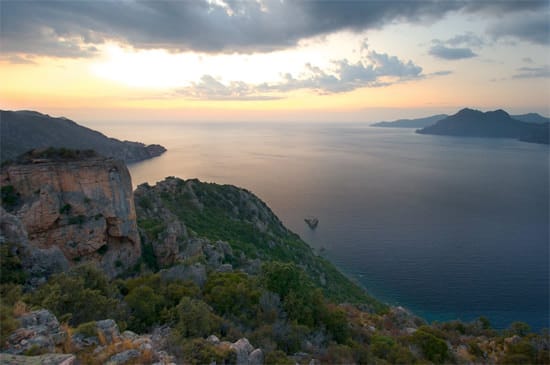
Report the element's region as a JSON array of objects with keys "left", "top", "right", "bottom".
[{"left": 86, "top": 121, "right": 549, "bottom": 331}]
